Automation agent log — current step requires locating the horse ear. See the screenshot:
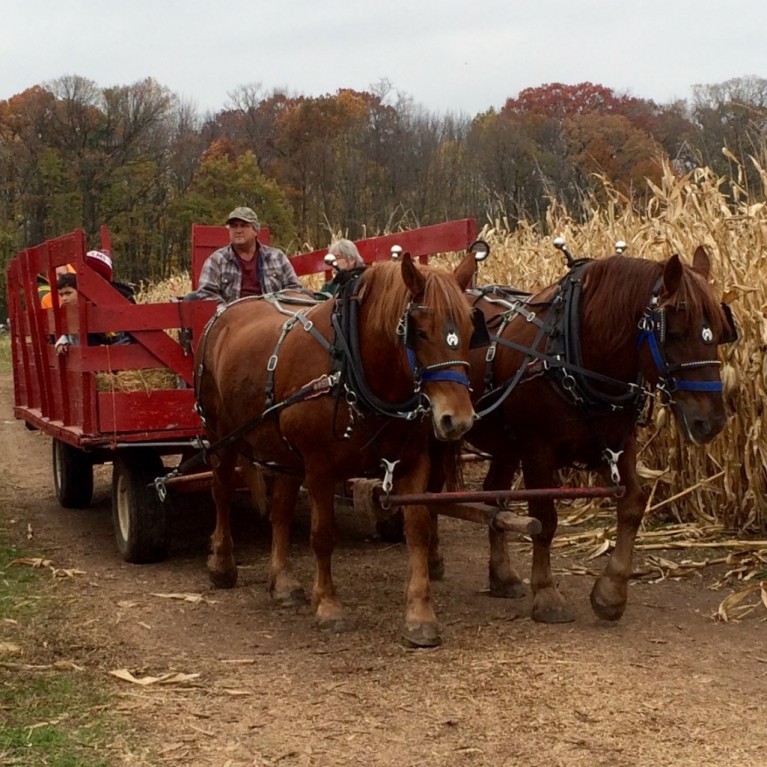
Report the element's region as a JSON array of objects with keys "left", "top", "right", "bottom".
[
  {"left": 400, "top": 252, "right": 426, "bottom": 298},
  {"left": 692, "top": 245, "right": 711, "bottom": 279},
  {"left": 662, "top": 254, "right": 683, "bottom": 296},
  {"left": 453, "top": 252, "right": 477, "bottom": 290}
]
